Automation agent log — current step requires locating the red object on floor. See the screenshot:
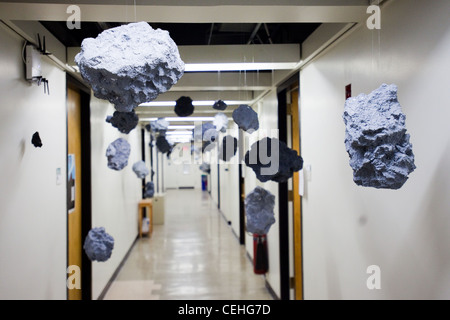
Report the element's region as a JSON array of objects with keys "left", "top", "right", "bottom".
[{"left": 253, "top": 234, "right": 269, "bottom": 274}]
